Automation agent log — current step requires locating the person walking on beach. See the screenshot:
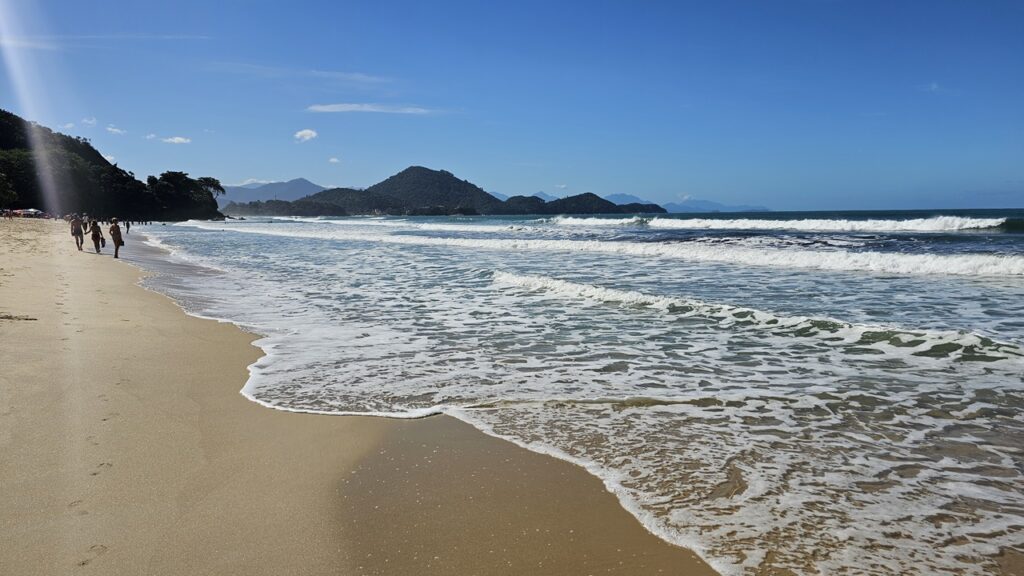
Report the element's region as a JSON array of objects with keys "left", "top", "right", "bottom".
[
  {"left": 70, "top": 215, "right": 85, "bottom": 251},
  {"left": 108, "top": 218, "right": 124, "bottom": 259},
  {"left": 125, "top": 220, "right": 130, "bottom": 234},
  {"left": 88, "top": 219, "right": 104, "bottom": 254}
]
